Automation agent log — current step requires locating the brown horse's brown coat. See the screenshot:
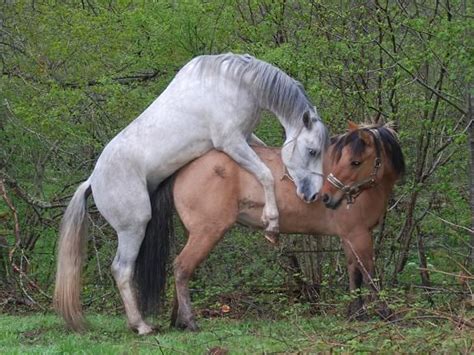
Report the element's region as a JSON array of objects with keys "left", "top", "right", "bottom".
[
  {"left": 175, "top": 146, "right": 397, "bottom": 238},
  {"left": 170, "top": 128, "right": 401, "bottom": 329}
]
